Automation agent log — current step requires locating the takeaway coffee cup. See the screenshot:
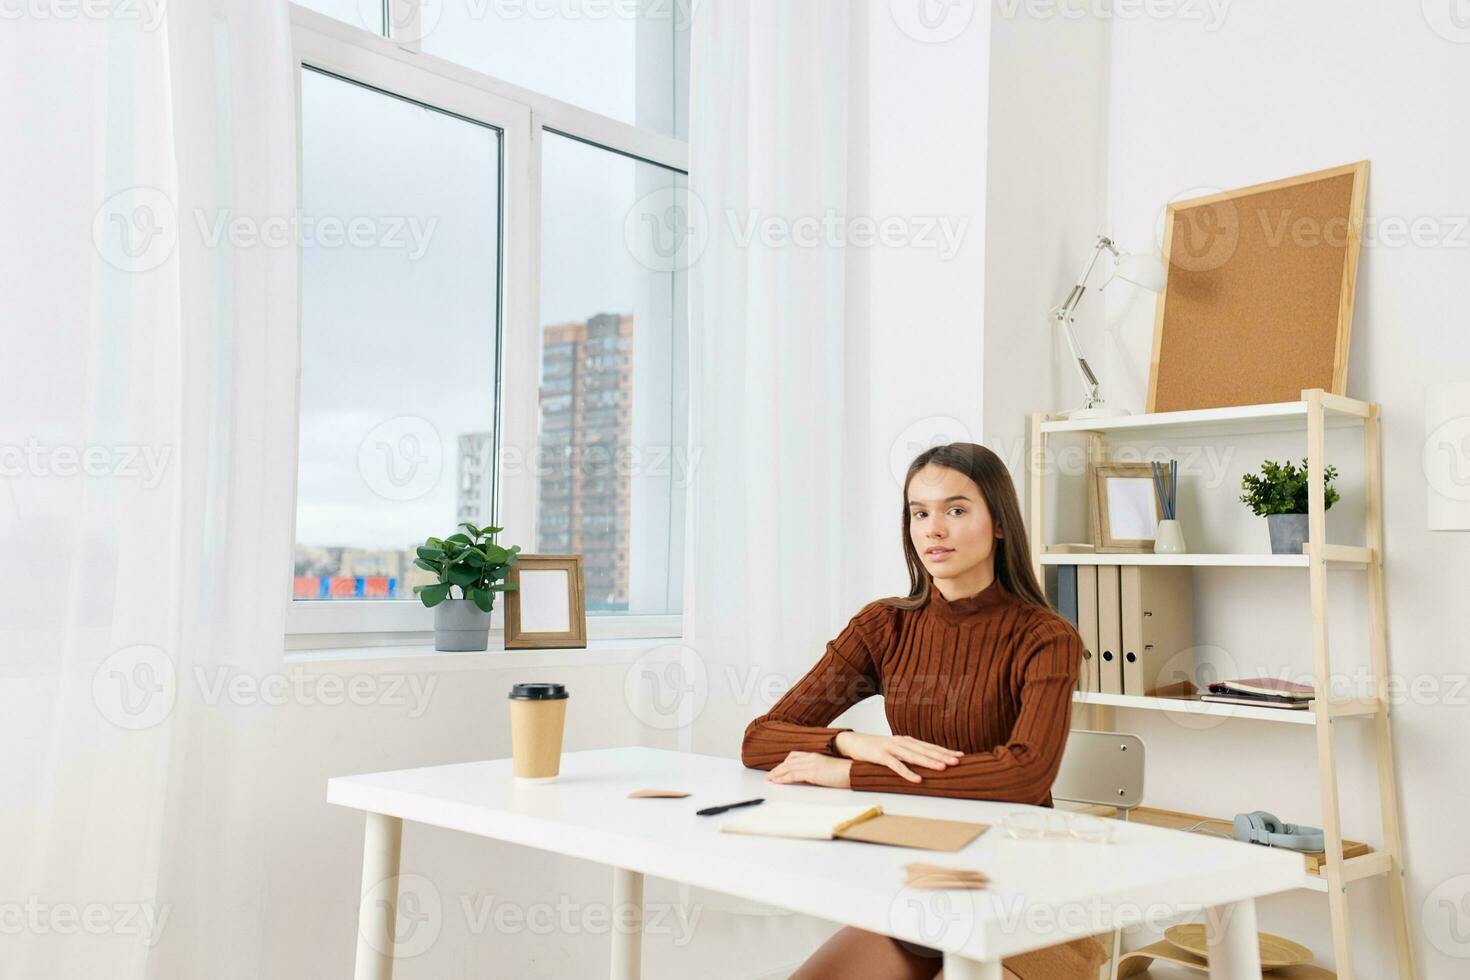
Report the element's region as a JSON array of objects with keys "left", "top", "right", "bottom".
[{"left": 508, "top": 682, "right": 569, "bottom": 782}]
